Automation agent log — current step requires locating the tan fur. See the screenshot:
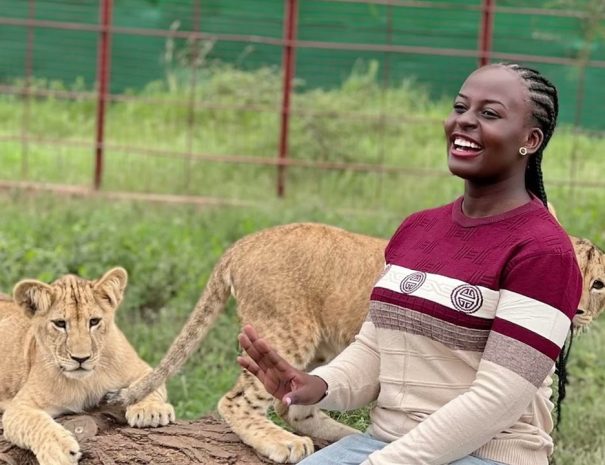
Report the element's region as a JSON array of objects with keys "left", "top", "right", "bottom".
[
  {"left": 571, "top": 238, "right": 605, "bottom": 329},
  {"left": 109, "top": 223, "right": 605, "bottom": 463},
  {"left": 0, "top": 268, "right": 175, "bottom": 465}
]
